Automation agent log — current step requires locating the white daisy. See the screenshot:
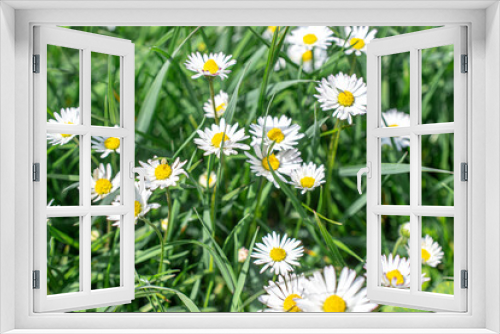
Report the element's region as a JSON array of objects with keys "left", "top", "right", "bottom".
[
  {"left": 274, "top": 57, "right": 287, "bottom": 72},
  {"left": 420, "top": 235, "right": 444, "bottom": 267},
  {"left": 194, "top": 118, "right": 250, "bottom": 158},
  {"left": 287, "top": 45, "right": 327, "bottom": 73},
  {"left": 380, "top": 254, "right": 429, "bottom": 289},
  {"left": 249, "top": 115, "right": 305, "bottom": 152},
  {"left": 315, "top": 72, "right": 367, "bottom": 124},
  {"left": 108, "top": 182, "right": 161, "bottom": 226},
  {"left": 290, "top": 162, "right": 326, "bottom": 194},
  {"left": 263, "top": 26, "right": 280, "bottom": 40},
  {"left": 139, "top": 156, "right": 188, "bottom": 190},
  {"left": 46, "top": 107, "right": 80, "bottom": 145},
  {"left": 295, "top": 266, "right": 378, "bottom": 312},
  {"left": 91, "top": 135, "right": 121, "bottom": 158},
  {"left": 381, "top": 109, "right": 411, "bottom": 150},
  {"left": 245, "top": 145, "right": 302, "bottom": 188},
  {"left": 184, "top": 52, "right": 236, "bottom": 80},
  {"left": 333, "top": 26, "right": 377, "bottom": 56},
  {"left": 251, "top": 232, "right": 304, "bottom": 275},
  {"left": 238, "top": 247, "right": 249, "bottom": 263},
  {"left": 287, "top": 26, "right": 335, "bottom": 50},
  {"left": 259, "top": 274, "right": 307, "bottom": 312},
  {"left": 91, "top": 163, "right": 120, "bottom": 202},
  {"left": 198, "top": 170, "right": 217, "bottom": 189},
  {"left": 203, "top": 90, "right": 229, "bottom": 119}
]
